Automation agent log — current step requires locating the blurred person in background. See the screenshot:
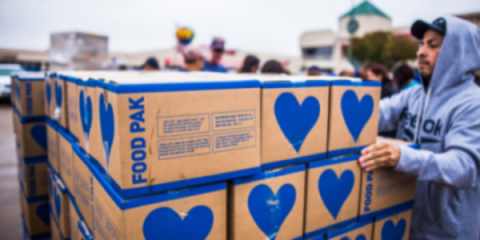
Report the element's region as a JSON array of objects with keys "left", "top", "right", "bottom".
[
  {"left": 358, "top": 16, "right": 480, "bottom": 239},
  {"left": 392, "top": 63, "right": 420, "bottom": 91},
  {"left": 355, "top": 61, "right": 374, "bottom": 79},
  {"left": 203, "top": 38, "right": 227, "bottom": 73},
  {"left": 307, "top": 66, "right": 322, "bottom": 76},
  {"left": 181, "top": 47, "right": 204, "bottom": 72},
  {"left": 366, "top": 63, "right": 395, "bottom": 99},
  {"left": 339, "top": 70, "right": 354, "bottom": 77},
  {"left": 239, "top": 55, "right": 260, "bottom": 73},
  {"left": 141, "top": 57, "right": 160, "bottom": 71},
  {"left": 261, "top": 60, "right": 284, "bottom": 74}
]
